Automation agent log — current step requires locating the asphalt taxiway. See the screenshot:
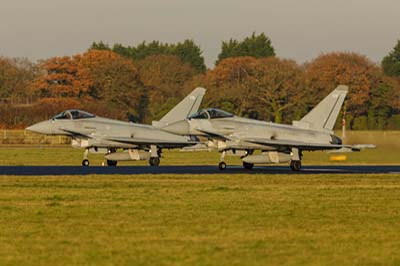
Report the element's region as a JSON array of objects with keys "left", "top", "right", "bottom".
[{"left": 0, "top": 165, "right": 399, "bottom": 176}]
